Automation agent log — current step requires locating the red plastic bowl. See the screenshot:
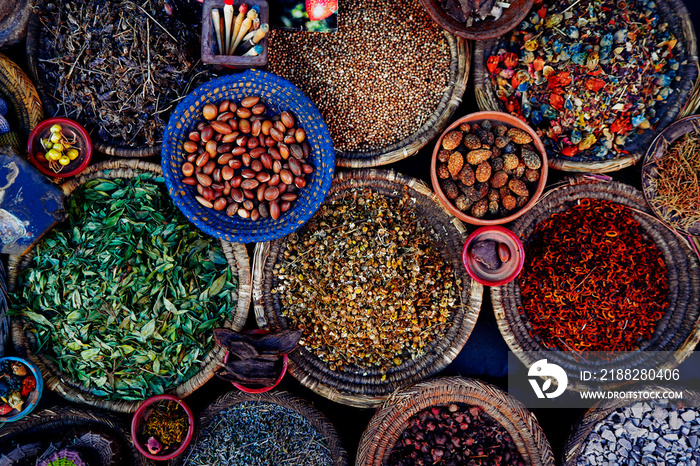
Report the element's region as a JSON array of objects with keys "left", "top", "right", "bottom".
[
  {"left": 463, "top": 226, "right": 525, "bottom": 287},
  {"left": 224, "top": 328, "right": 288, "bottom": 394},
  {"left": 131, "top": 394, "right": 194, "bottom": 461},
  {"left": 28, "top": 117, "right": 92, "bottom": 178}
]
